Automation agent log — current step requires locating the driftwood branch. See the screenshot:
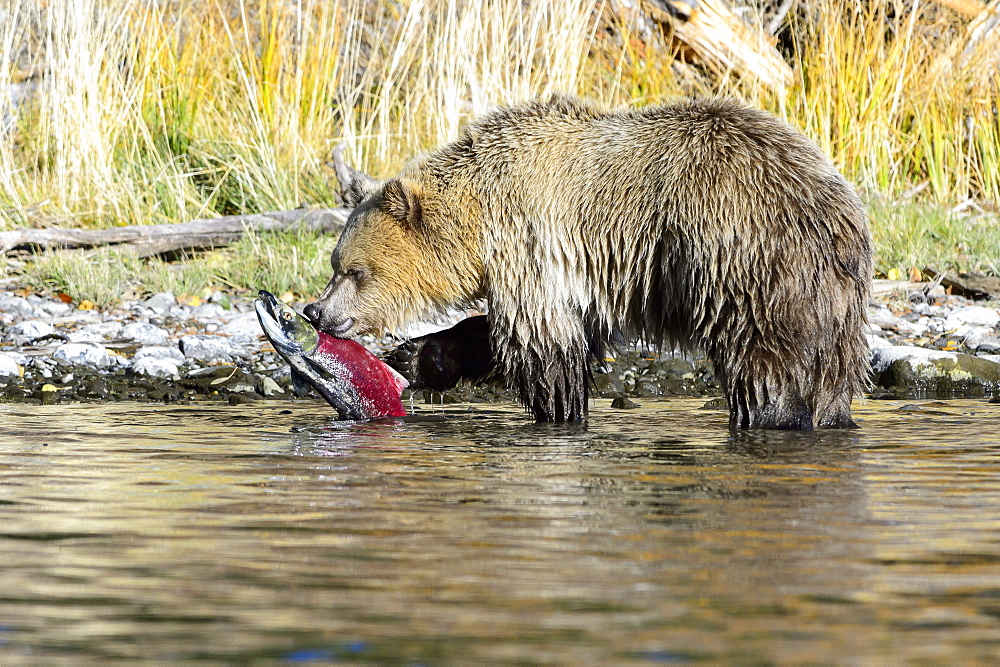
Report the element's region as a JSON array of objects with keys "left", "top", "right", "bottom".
[
  {"left": 639, "top": 0, "right": 794, "bottom": 94},
  {"left": 1, "top": 207, "right": 350, "bottom": 258}
]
